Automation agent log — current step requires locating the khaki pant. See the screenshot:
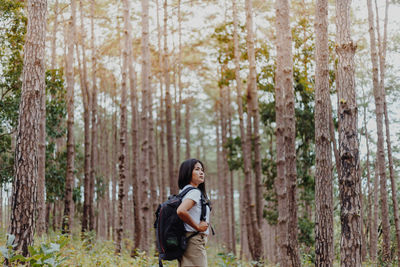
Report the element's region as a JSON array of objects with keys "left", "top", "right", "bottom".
[{"left": 178, "top": 232, "right": 208, "bottom": 267}]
